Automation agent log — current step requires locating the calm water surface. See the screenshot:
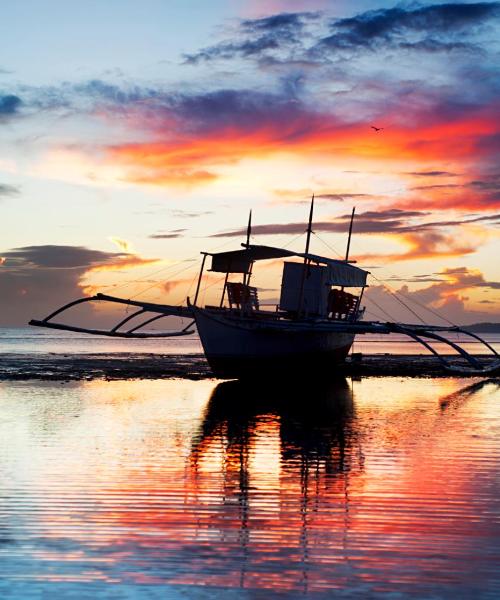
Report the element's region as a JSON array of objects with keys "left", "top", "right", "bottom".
[
  {"left": 0, "top": 376, "right": 499, "bottom": 599},
  {"left": 1, "top": 327, "right": 499, "bottom": 355}
]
